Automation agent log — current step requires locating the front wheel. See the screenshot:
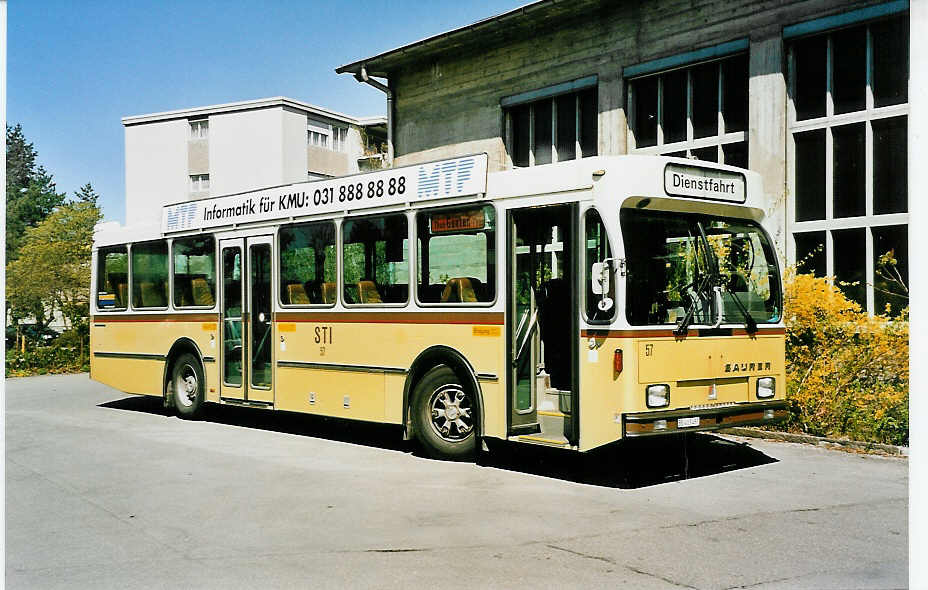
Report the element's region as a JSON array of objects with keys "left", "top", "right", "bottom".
[
  {"left": 412, "top": 365, "right": 477, "bottom": 460},
  {"left": 171, "top": 353, "right": 205, "bottom": 419}
]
